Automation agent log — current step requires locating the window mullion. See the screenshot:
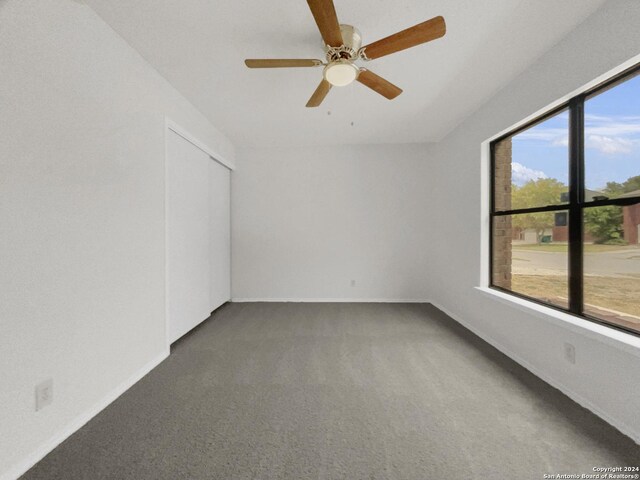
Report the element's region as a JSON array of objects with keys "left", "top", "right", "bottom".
[{"left": 568, "top": 97, "right": 584, "bottom": 315}]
